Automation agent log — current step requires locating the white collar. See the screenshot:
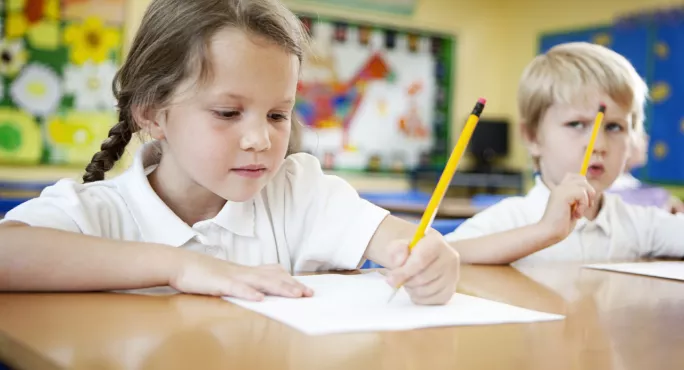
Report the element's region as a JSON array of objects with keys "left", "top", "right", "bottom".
[
  {"left": 113, "top": 142, "right": 255, "bottom": 247},
  {"left": 528, "top": 175, "right": 612, "bottom": 237}
]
